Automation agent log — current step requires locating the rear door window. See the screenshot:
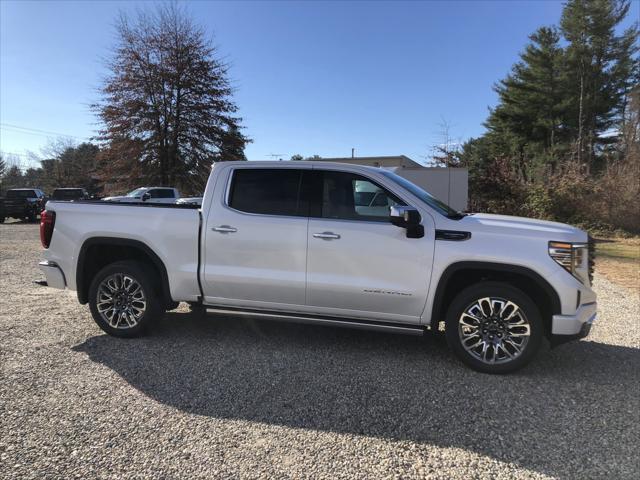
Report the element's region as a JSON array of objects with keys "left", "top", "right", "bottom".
[{"left": 228, "top": 169, "right": 308, "bottom": 217}]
